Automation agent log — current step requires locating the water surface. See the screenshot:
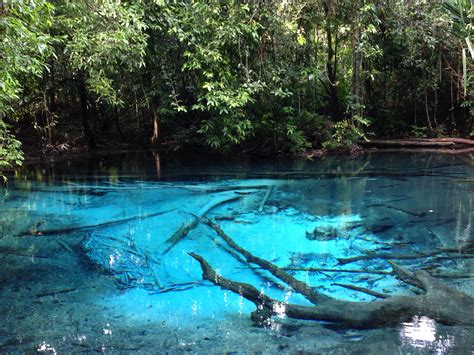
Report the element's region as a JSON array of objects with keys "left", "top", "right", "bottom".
[{"left": 1, "top": 152, "right": 473, "bottom": 353}]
